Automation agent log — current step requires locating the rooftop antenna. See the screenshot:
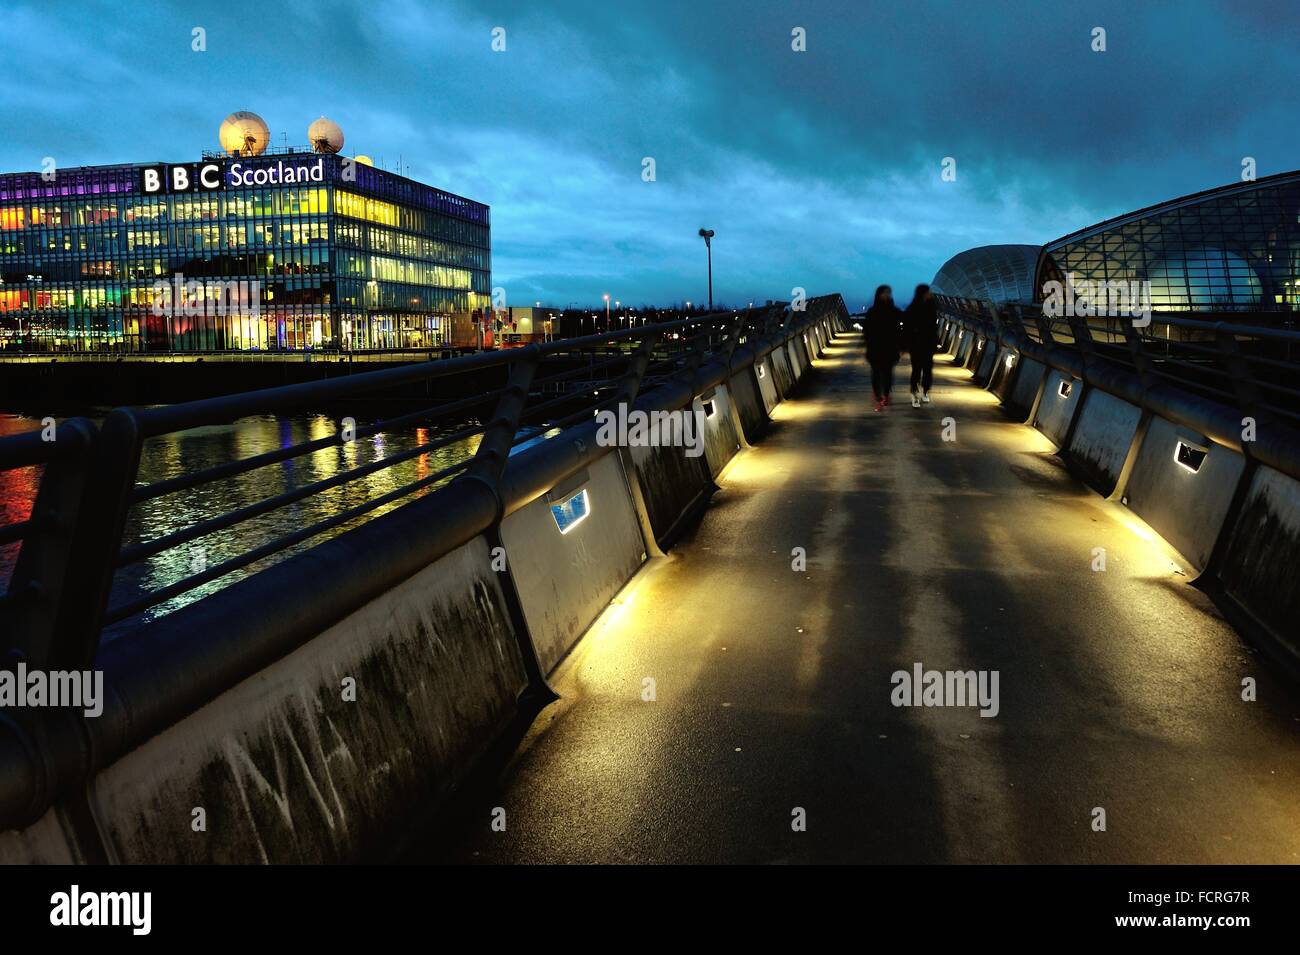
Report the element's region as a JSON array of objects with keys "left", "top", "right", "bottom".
[
  {"left": 308, "top": 117, "right": 344, "bottom": 154},
  {"left": 218, "top": 111, "right": 270, "bottom": 157}
]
